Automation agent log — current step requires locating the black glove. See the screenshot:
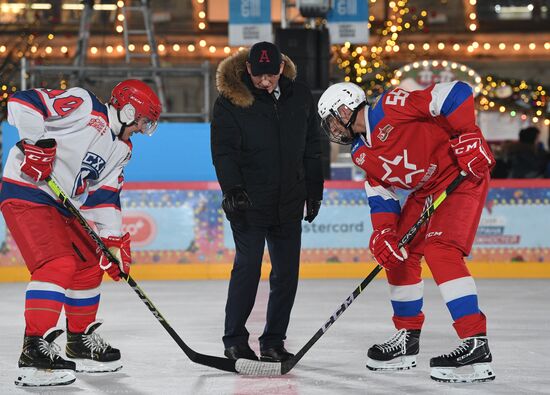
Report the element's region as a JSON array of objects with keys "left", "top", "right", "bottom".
[
  {"left": 304, "top": 199, "right": 322, "bottom": 223},
  {"left": 221, "top": 187, "right": 251, "bottom": 221}
]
